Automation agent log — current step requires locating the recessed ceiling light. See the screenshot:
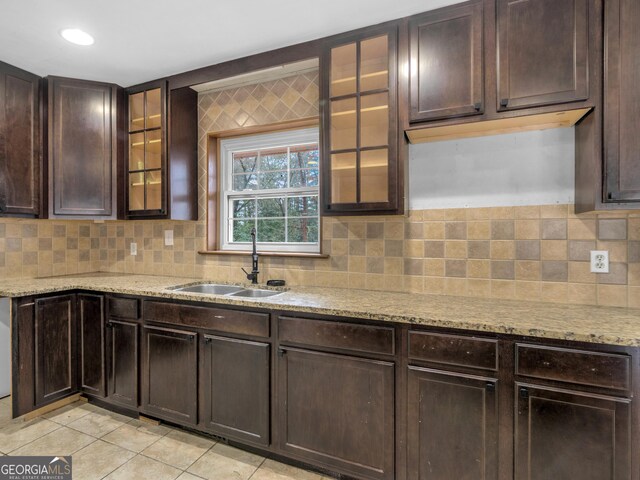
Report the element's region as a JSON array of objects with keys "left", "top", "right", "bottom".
[{"left": 60, "top": 28, "right": 94, "bottom": 46}]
